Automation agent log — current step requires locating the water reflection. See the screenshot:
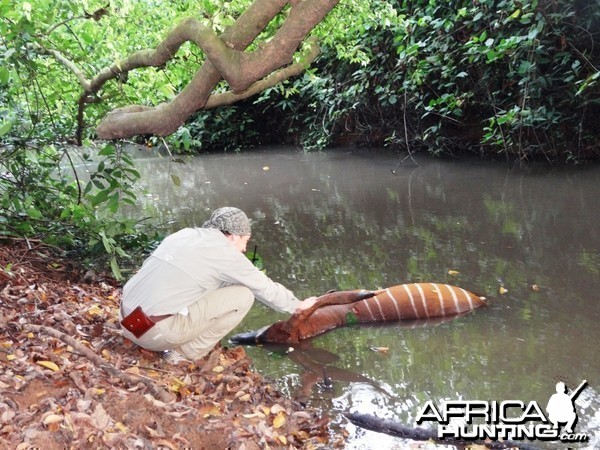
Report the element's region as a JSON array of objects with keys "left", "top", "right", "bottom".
[{"left": 120, "top": 146, "right": 599, "bottom": 449}]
